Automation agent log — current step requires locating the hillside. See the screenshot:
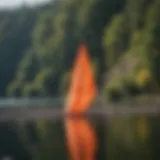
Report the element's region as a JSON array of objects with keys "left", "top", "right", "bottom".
[
  {"left": 0, "top": 0, "right": 159, "bottom": 101},
  {"left": 0, "top": 1, "right": 160, "bottom": 159}
]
